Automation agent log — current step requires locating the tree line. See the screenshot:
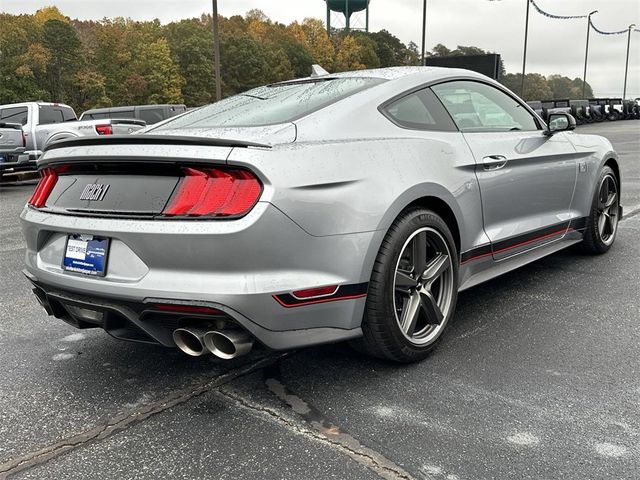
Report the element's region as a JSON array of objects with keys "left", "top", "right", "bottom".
[{"left": 0, "top": 7, "right": 593, "bottom": 113}]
